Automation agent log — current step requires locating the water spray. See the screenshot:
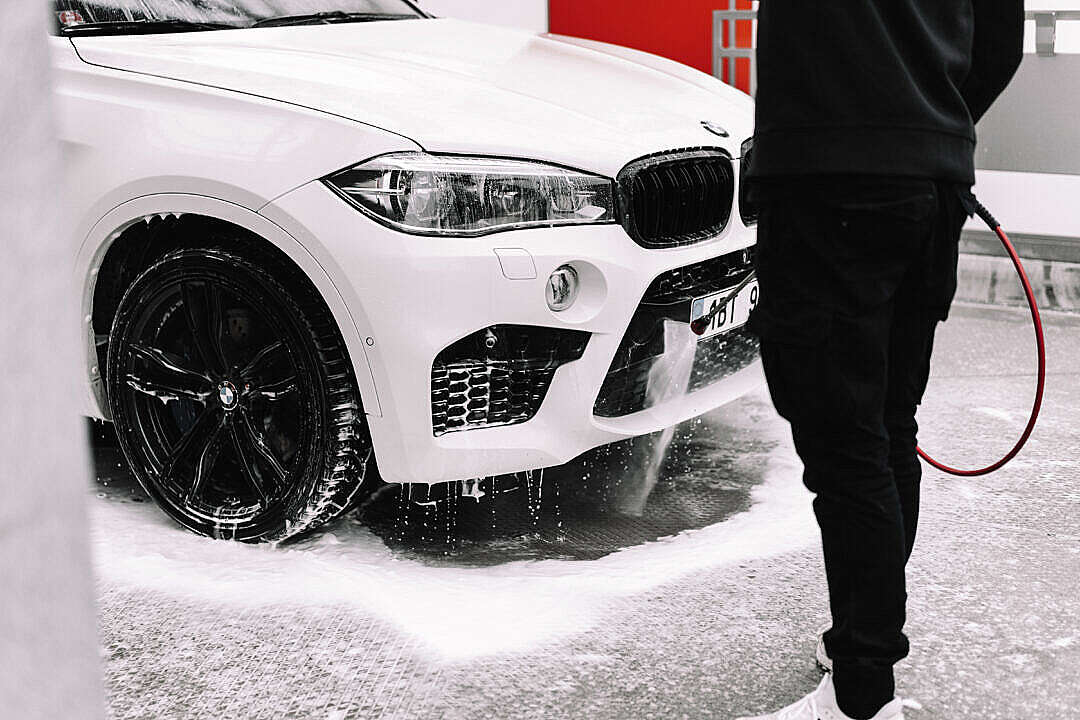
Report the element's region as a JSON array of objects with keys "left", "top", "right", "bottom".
[{"left": 690, "top": 197, "right": 1046, "bottom": 477}]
